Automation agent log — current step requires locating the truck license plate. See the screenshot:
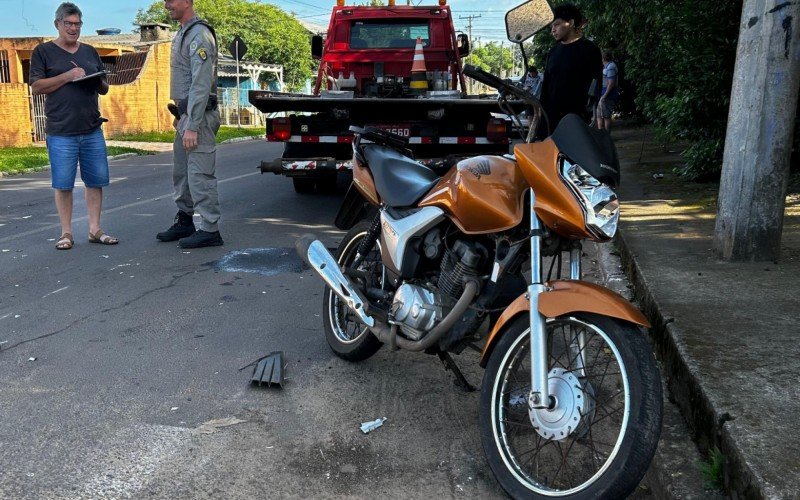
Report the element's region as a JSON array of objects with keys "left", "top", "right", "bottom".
[{"left": 376, "top": 124, "right": 411, "bottom": 137}]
